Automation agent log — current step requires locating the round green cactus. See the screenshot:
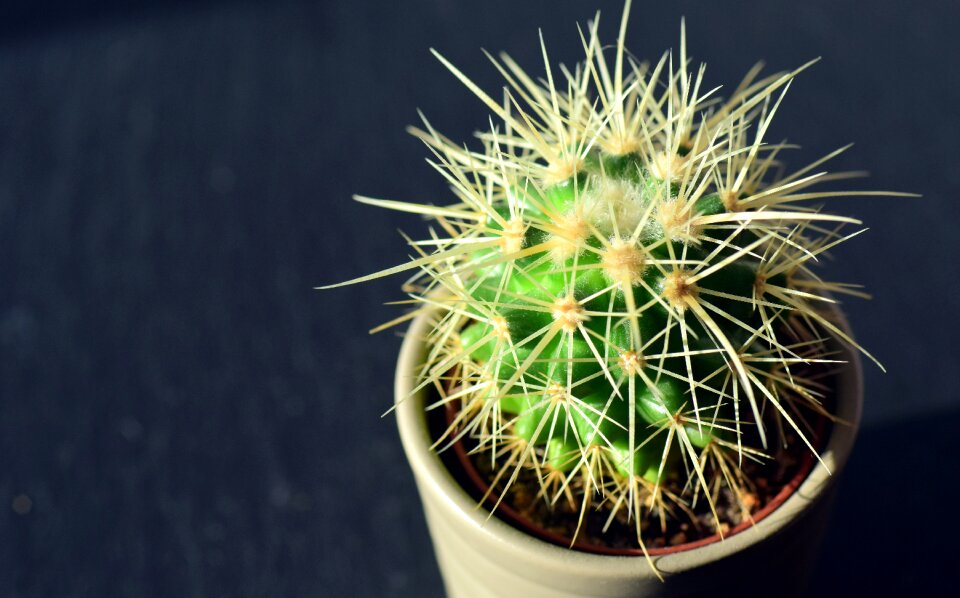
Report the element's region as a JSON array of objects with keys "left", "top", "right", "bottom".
[{"left": 327, "top": 1, "right": 906, "bottom": 557}]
